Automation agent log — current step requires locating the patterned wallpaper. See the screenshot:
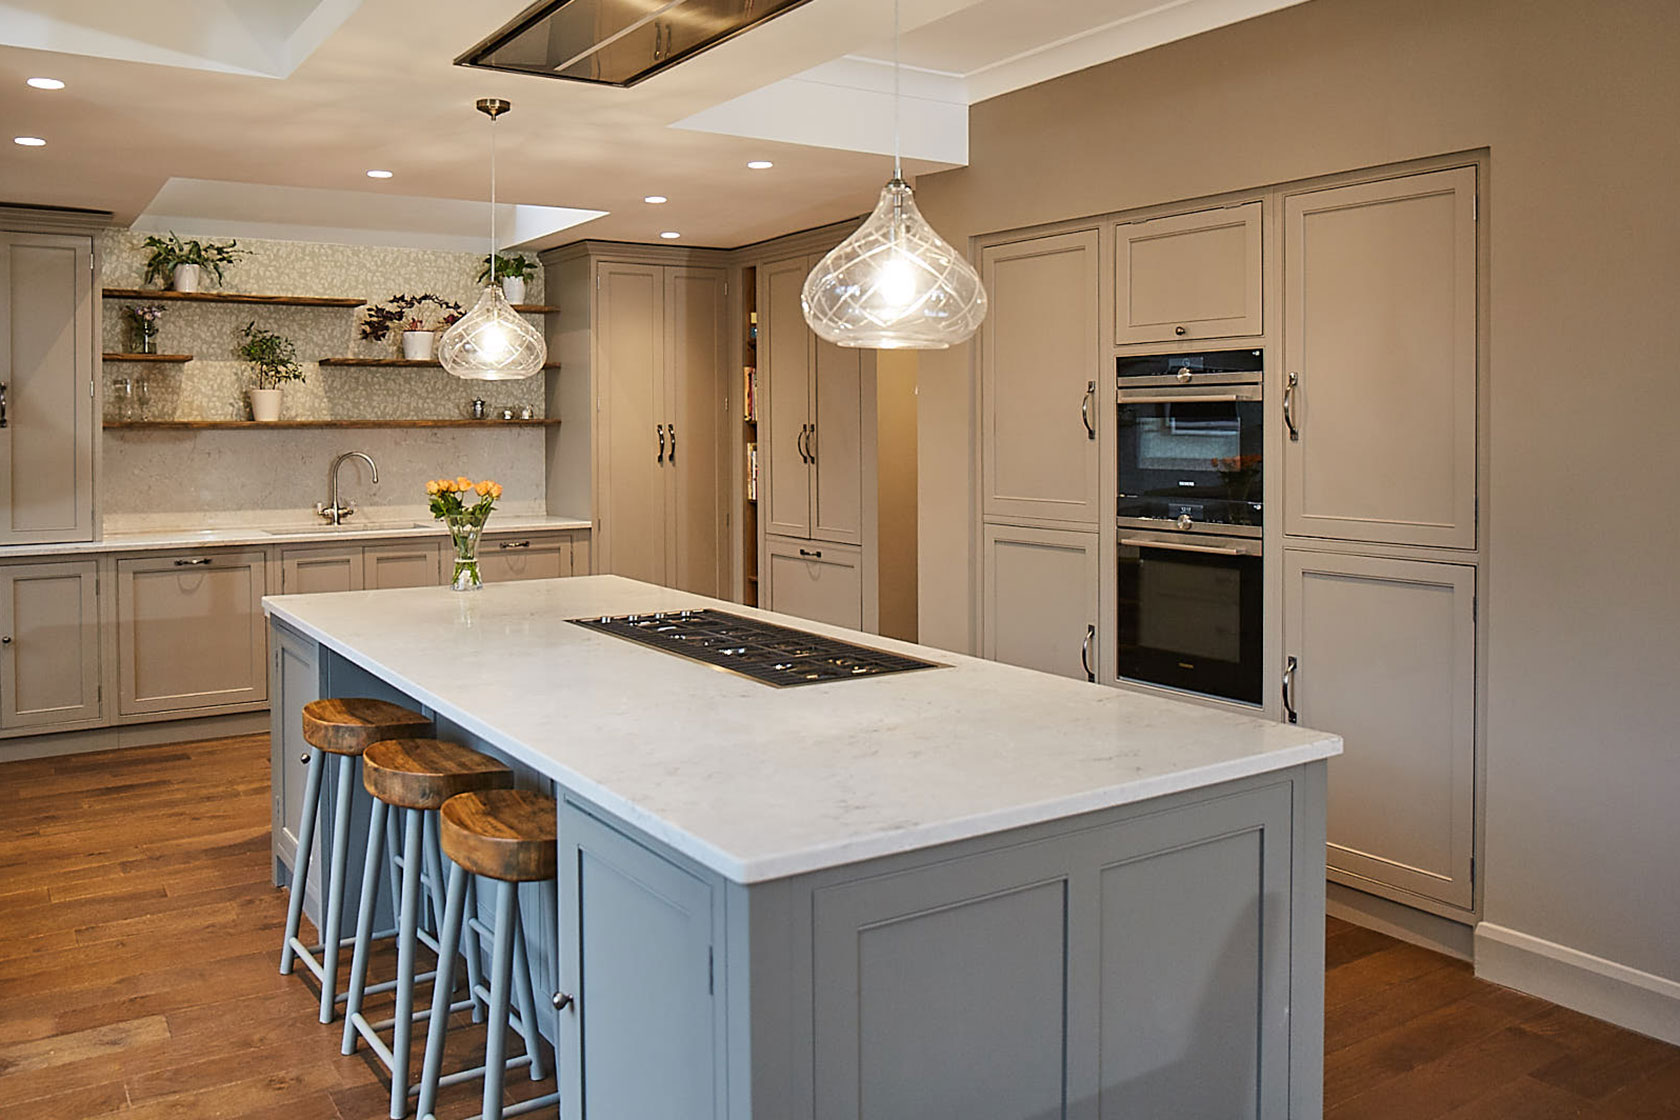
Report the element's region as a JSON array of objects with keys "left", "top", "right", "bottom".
[{"left": 99, "top": 232, "right": 562, "bottom": 519}]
